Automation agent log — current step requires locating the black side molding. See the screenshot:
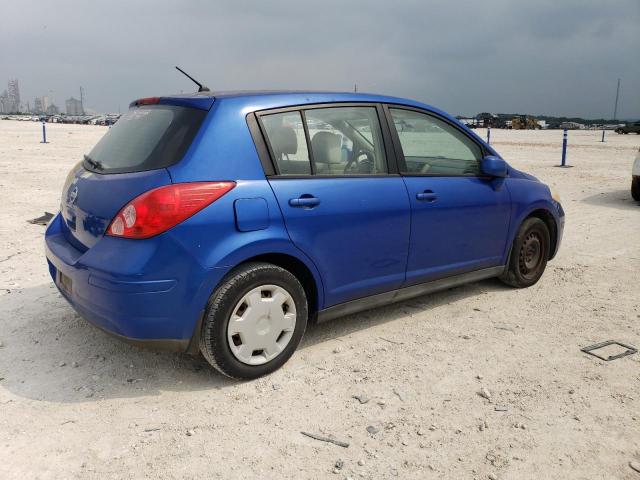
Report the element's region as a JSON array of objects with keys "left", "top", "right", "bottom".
[{"left": 316, "top": 266, "right": 505, "bottom": 323}]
